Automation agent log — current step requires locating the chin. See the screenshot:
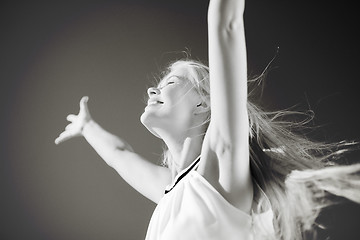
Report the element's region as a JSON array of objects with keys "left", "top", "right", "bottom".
[
  {"left": 140, "top": 111, "right": 162, "bottom": 139},
  {"left": 140, "top": 110, "right": 156, "bottom": 127}
]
